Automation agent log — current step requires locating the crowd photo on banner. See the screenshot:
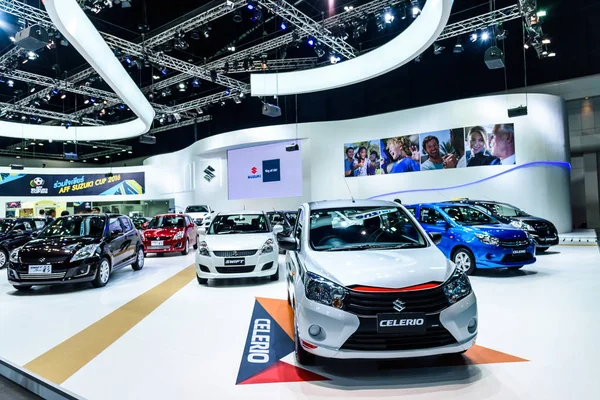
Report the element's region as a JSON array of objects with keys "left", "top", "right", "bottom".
[{"left": 344, "top": 123, "right": 516, "bottom": 177}]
